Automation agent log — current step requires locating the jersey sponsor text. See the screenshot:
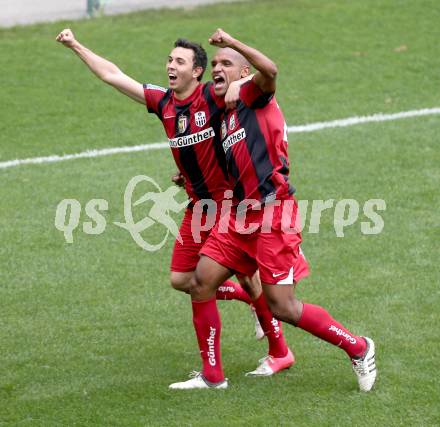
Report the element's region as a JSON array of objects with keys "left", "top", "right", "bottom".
[
  {"left": 169, "top": 127, "right": 215, "bottom": 148},
  {"left": 329, "top": 325, "right": 357, "bottom": 344},
  {"left": 207, "top": 326, "right": 217, "bottom": 366},
  {"left": 222, "top": 128, "right": 246, "bottom": 152}
]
